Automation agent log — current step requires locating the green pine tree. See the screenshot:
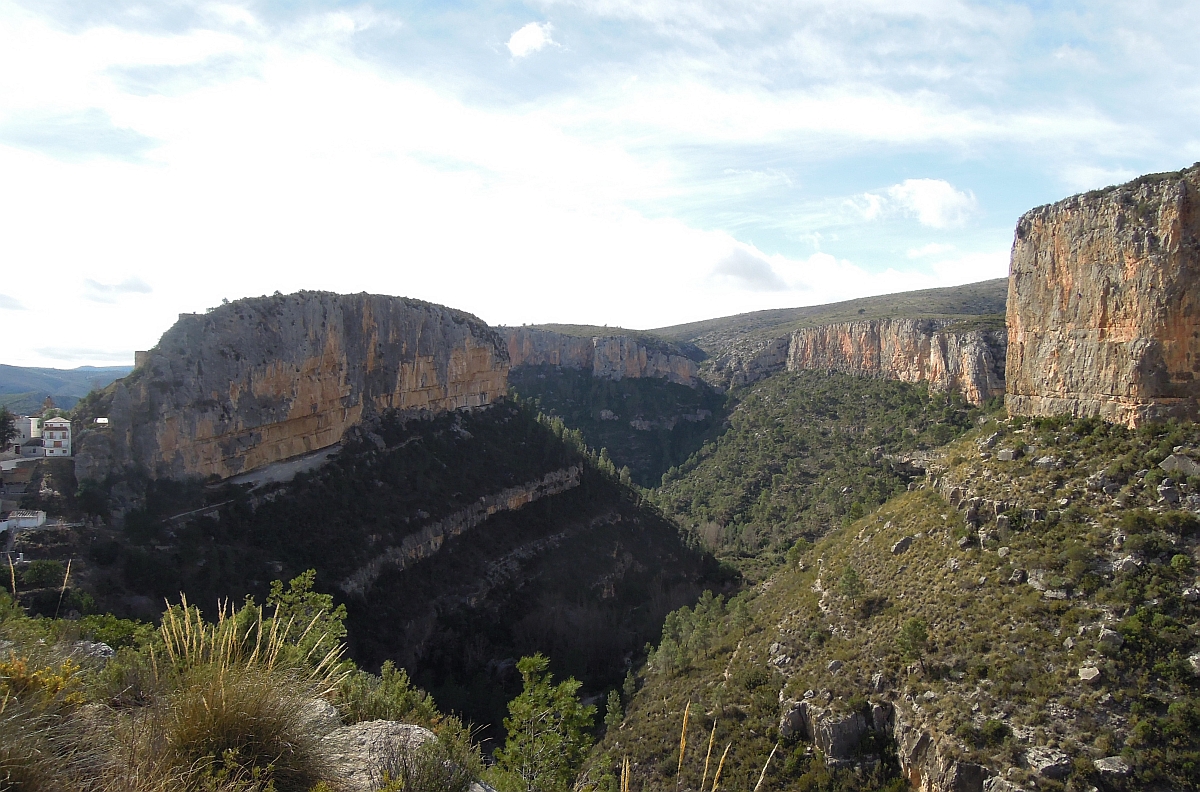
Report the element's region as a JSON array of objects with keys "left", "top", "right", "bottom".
[
  {"left": 494, "top": 654, "right": 595, "bottom": 792},
  {"left": 604, "top": 688, "right": 623, "bottom": 732}
]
